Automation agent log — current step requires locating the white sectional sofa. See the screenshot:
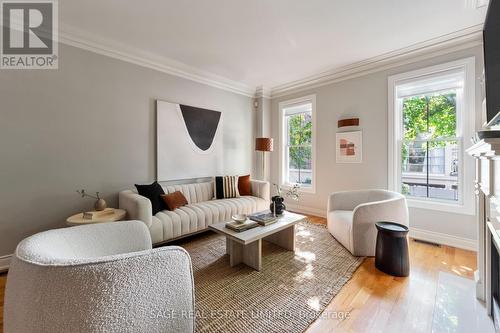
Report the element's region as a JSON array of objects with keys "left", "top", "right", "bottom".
[{"left": 119, "top": 179, "right": 270, "bottom": 244}]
